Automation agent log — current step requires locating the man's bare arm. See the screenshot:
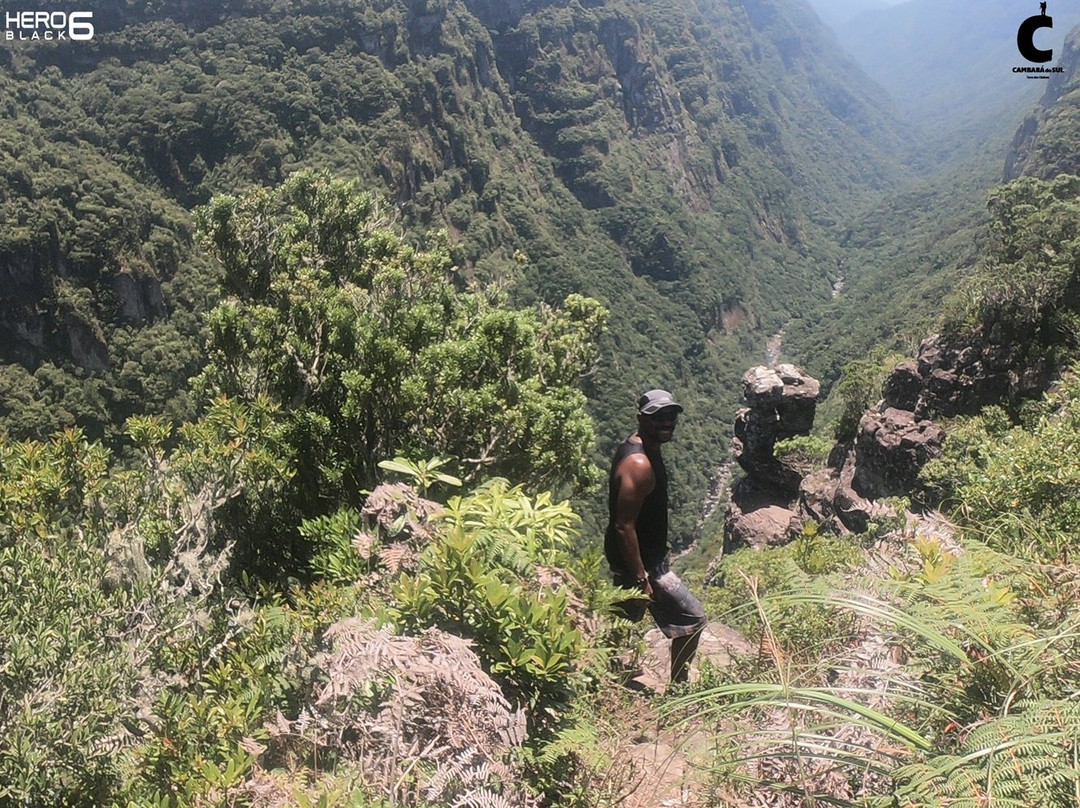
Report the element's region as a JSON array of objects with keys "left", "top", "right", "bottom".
[{"left": 612, "top": 452, "right": 655, "bottom": 593}]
